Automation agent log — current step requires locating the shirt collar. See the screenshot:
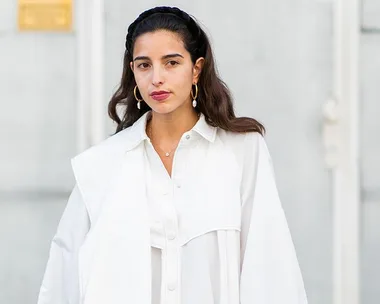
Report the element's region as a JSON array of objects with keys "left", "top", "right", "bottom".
[
  {"left": 192, "top": 112, "right": 217, "bottom": 142},
  {"left": 127, "top": 110, "right": 217, "bottom": 151}
]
